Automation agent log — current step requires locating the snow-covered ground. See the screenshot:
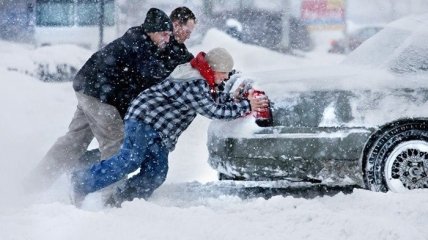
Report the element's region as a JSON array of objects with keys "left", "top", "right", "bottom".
[{"left": 1, "top": 29, "right": 428, "bottom": 240}]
